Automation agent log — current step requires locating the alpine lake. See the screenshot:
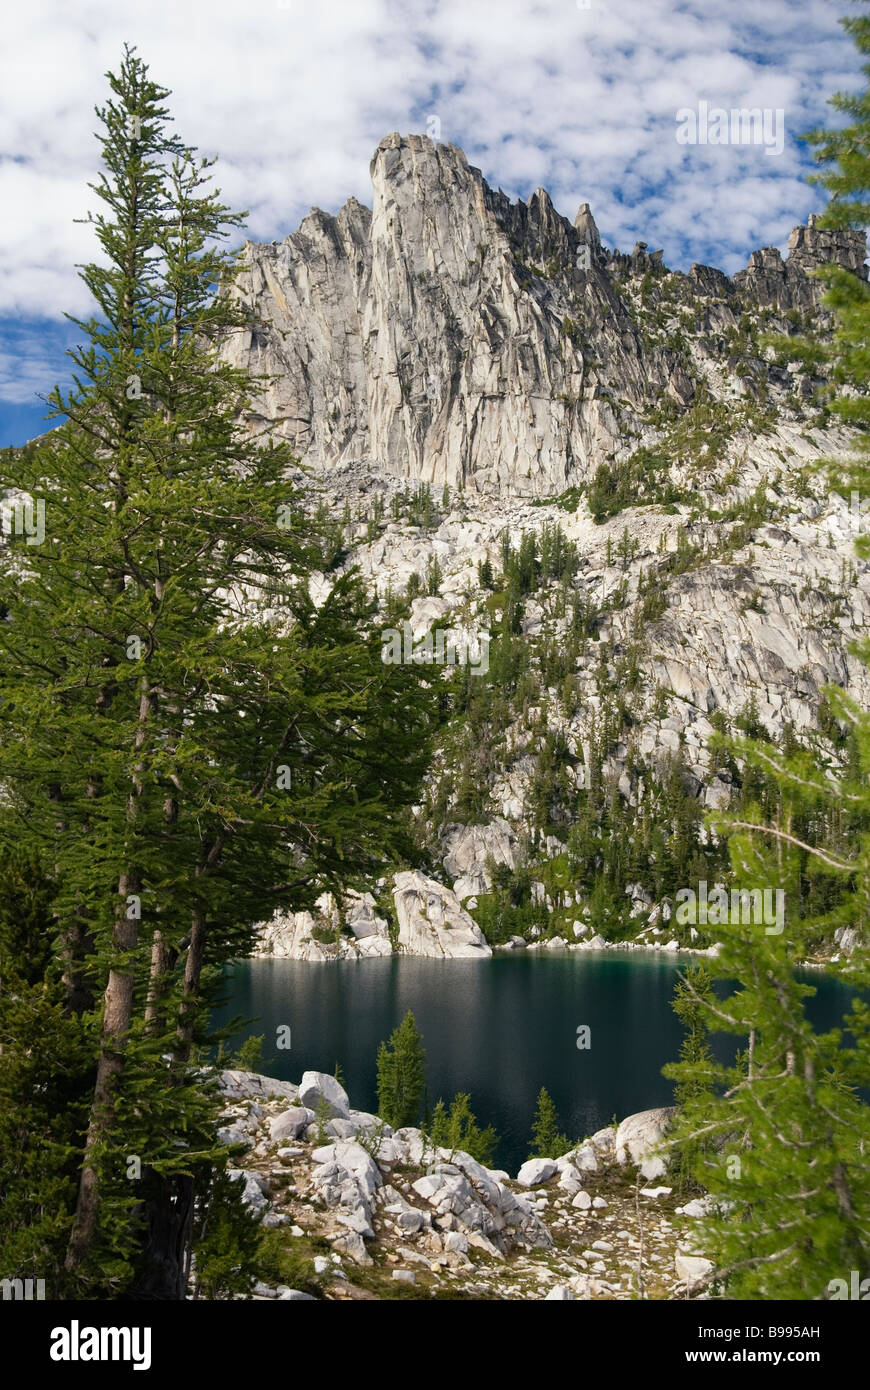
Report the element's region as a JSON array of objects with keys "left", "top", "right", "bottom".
[{"left": 214, "top": 949, "right": 859, "bottom": 1174}]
